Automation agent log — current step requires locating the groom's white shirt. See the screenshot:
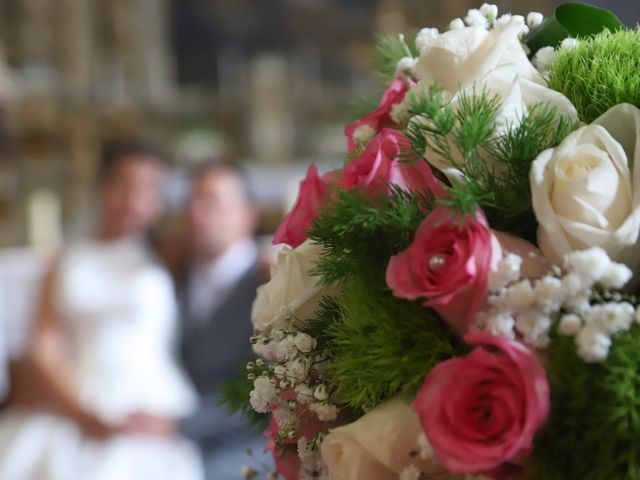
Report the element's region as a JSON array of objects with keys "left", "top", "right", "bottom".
[{"left": 186, "top": 238, "right": 258, "bottom": 326}]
